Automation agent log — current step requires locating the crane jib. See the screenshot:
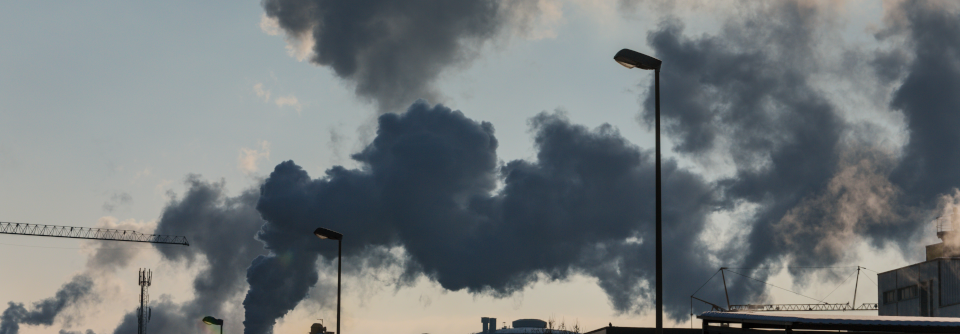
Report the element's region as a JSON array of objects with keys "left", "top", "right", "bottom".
[{"left": 0, "top": 221, "right": 189, "bottom": 246}]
